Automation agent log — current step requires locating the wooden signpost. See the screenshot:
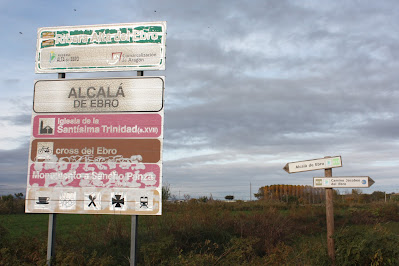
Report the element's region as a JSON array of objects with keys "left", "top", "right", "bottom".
[{"left": 283, "top": 156, "right": 375, "bottom": 264}]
